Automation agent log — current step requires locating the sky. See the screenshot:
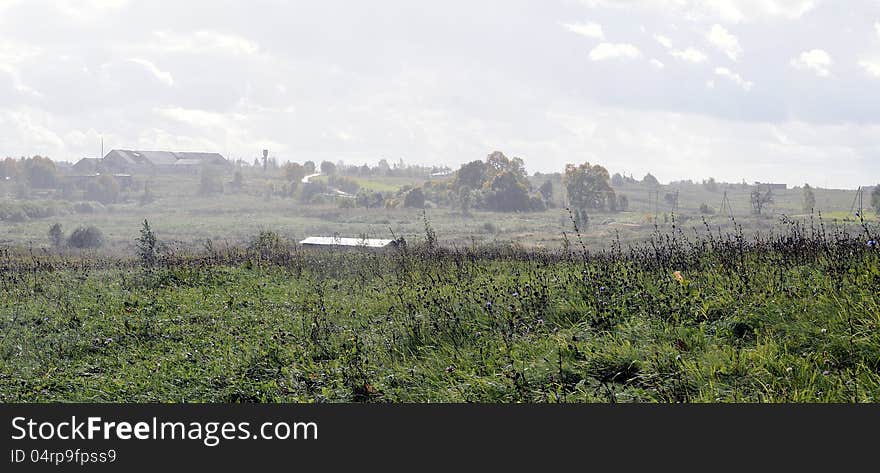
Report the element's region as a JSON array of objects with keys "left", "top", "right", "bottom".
[{"left": 0, "top": 0, "right": 879, "bottom": 188}]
